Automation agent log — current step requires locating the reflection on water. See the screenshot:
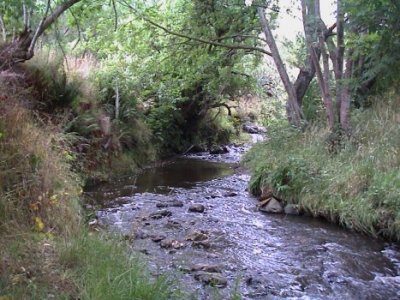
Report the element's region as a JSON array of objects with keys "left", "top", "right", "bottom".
[
  {"left": 135, "top": 158, "right": 234, "bottom": 193},
  {"left": 85, "top": 158, "right": 234, "bottom": 204}
]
